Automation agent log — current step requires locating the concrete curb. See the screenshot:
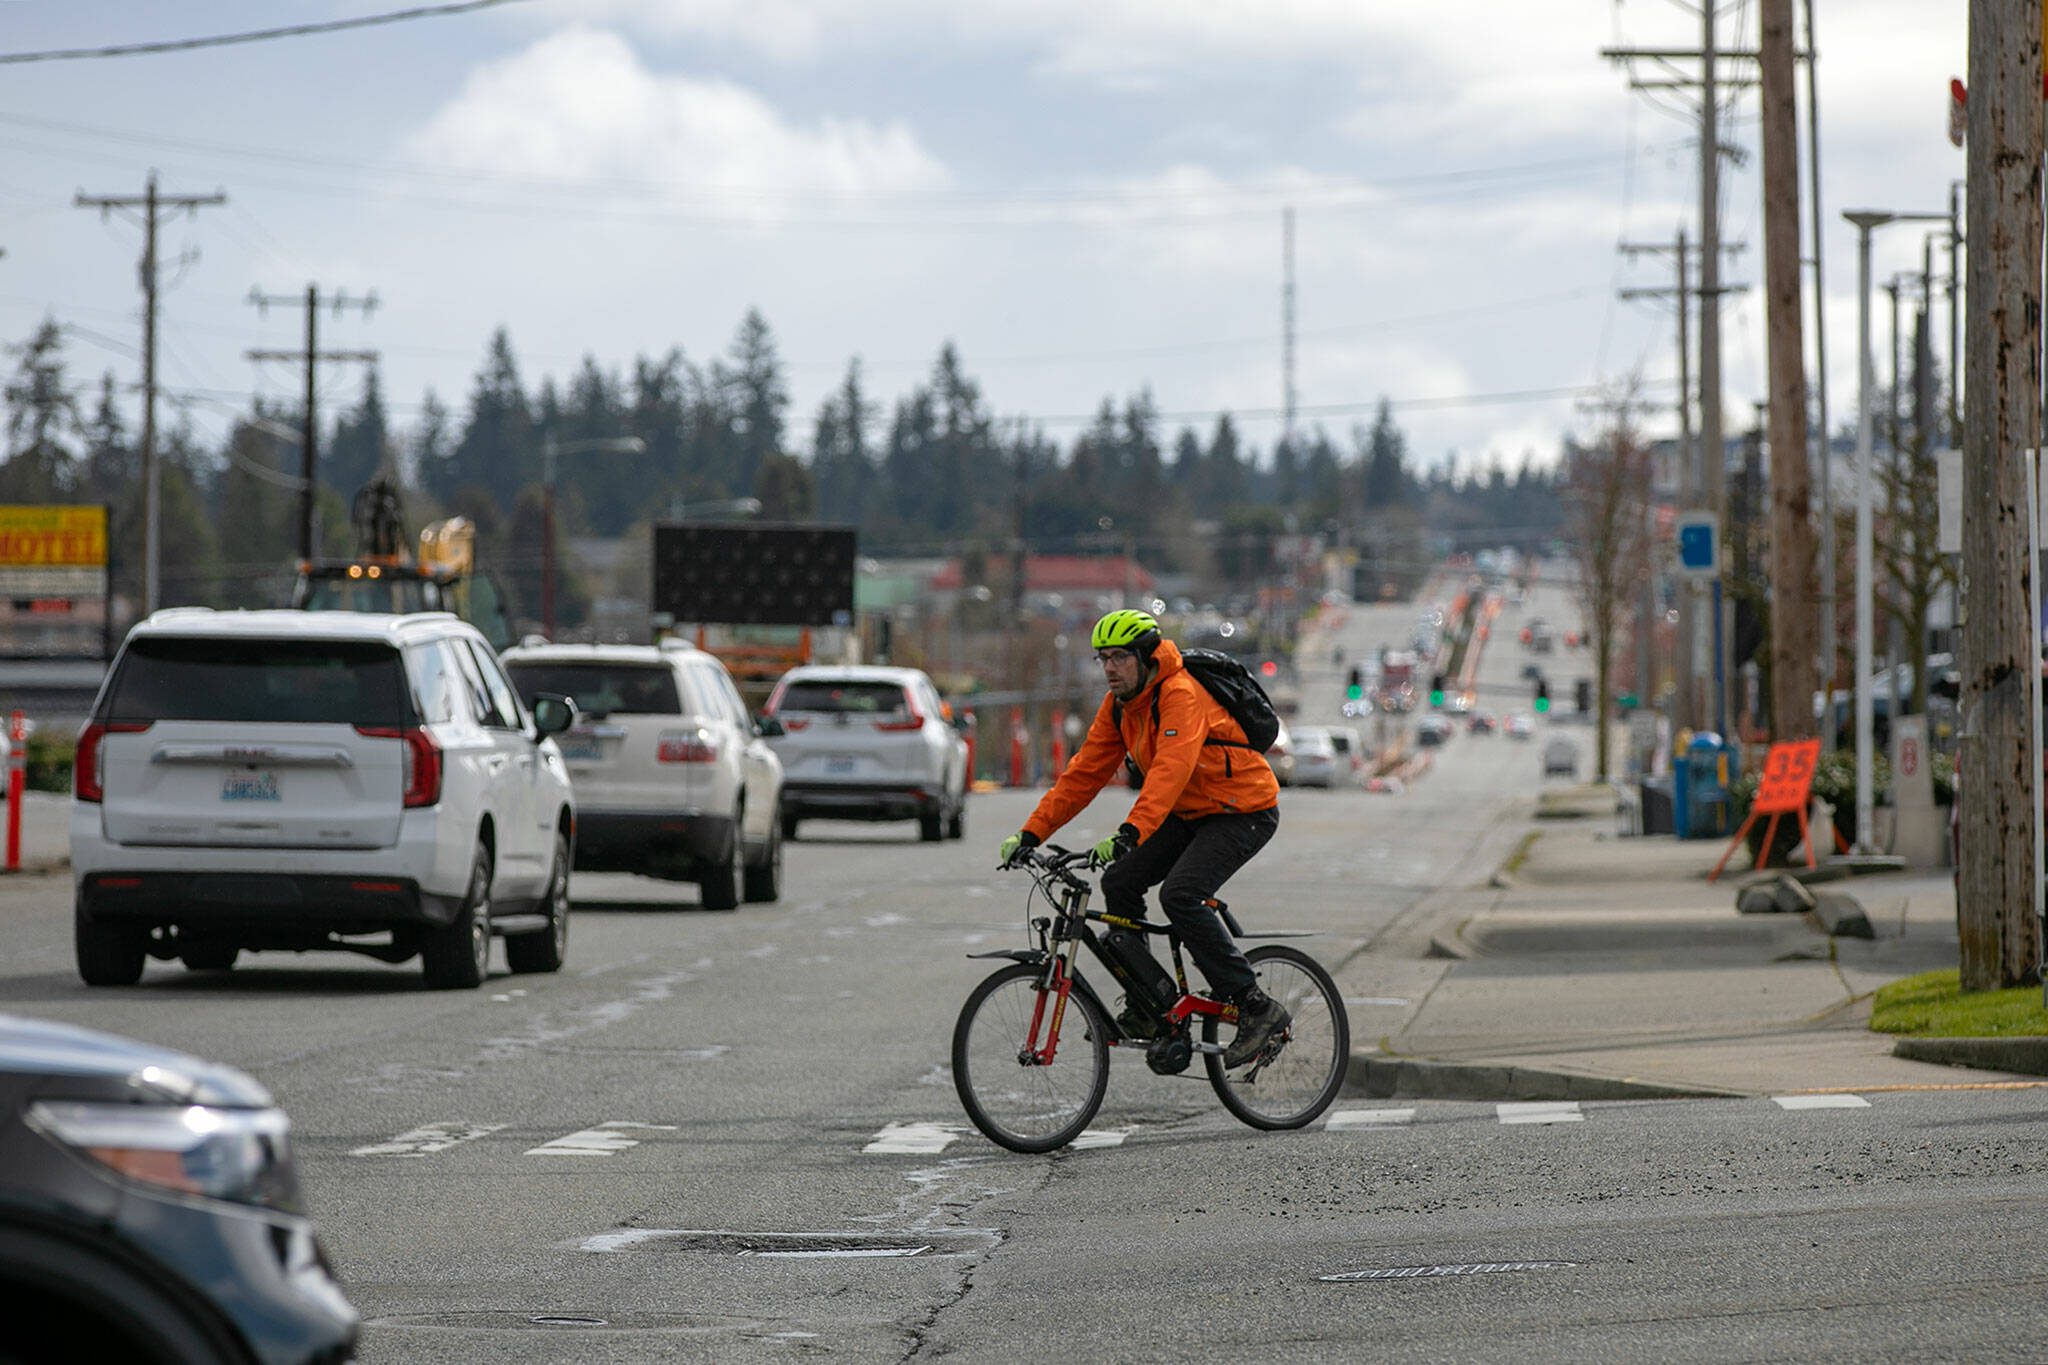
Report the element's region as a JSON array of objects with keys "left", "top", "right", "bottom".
[
  {"left": 1806, "top": 891, "right": 1873, "bottom": 939},
  {"left": 1889, "top": 1036, "right": 2048, "bottom": 1076},
  {"left": 1343, "top": 1052, "right": 1741, "bottom": 1102}
]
